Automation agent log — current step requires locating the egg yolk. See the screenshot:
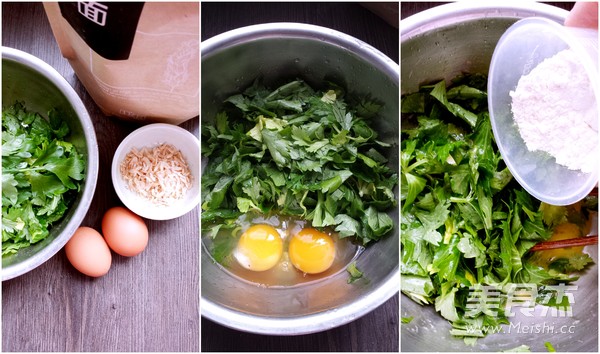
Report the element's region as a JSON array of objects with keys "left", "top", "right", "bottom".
[
  {"left": 234, "top": 224, "right": 283, "bottom": 271},
  {"left": 289, "top": 228, "right": 336, "bottom": 274}
]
